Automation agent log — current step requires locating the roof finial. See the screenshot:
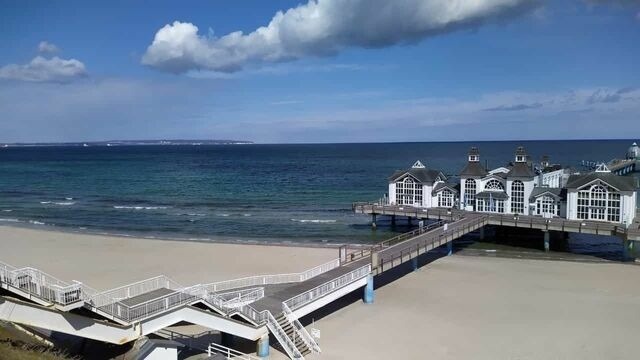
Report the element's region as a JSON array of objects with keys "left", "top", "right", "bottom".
[
  {"left": 595, "top": 163, "right": 611, "bottom": 173},
  {"left": 412, "top": 160, "right": 425, "bottom": 169}
]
